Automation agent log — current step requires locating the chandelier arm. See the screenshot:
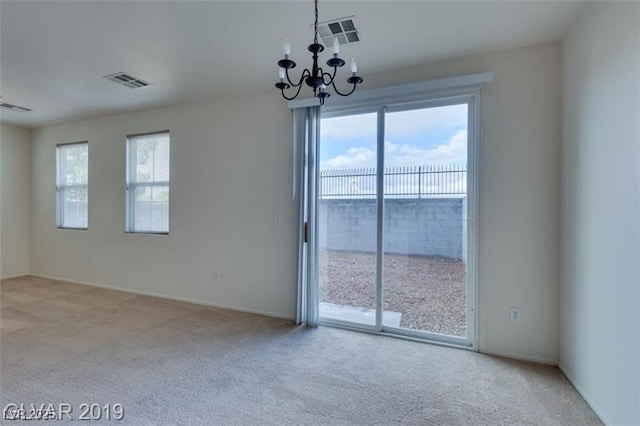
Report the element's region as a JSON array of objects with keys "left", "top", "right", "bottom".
[
  {"left": 321, "top": 67, "right": 337, "bottom": 86},
  {"left": 280, "top": 82, "right": 306, "bottom": 101},
  {"left": 331, "top": 80, "right": 358, "bottom": 97},
  {"left": 286, "top": 68, "right": 311, "bottom": 88}
]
